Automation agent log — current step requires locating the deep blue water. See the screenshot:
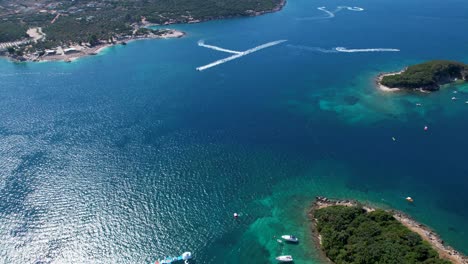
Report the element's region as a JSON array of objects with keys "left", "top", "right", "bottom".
[{"left": 1, "top": 0, "right": 468, "bottom": 263}]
